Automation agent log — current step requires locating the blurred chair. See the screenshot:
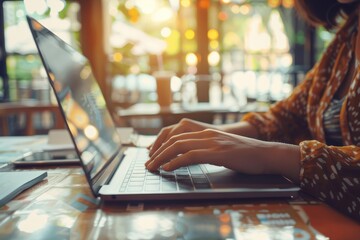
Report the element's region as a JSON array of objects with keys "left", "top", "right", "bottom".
[{"left": 0, "top": 101, "right": 64, "bottom": 136}]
